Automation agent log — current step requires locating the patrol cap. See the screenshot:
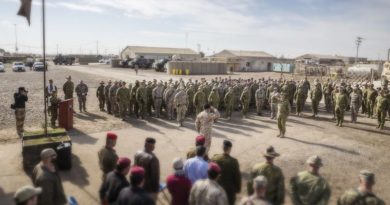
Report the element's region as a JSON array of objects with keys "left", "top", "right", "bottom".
[
  {"left": 223, "top": 140, "right": 232, "bottom": 148},
  {"left": 263, "top": 146, "right": 280, "bottom": 158},
  {"left": 145, "top": 137, "right": 156, "bottom": 144},
  {"left": 195, "top": 135, "right": 206, "bottom": 145},
  {"left": 40, "top": 148, "right": 56, "bottom": 160},
  {"left": 253, "top": 175, "right": 268, "bottom": 188},
  {"left": 14, "top": 185, "right": 42, "bottom": 203},
  {"left": 172, "top": 158, "right": 184, "bottom": 170},
  {"left": 130, "top": 166, "right": 145, "bottom": 177},
  {"left": 18, "top": 87, "right": 27, "bottom": 92},
  {"left": 208, "top": 162, "right": 221, "bottom": 173},
  {"left": 106, "top": 132, "right": 118, "bottom": 140},
  {"left": 306, "top": 155, "right": 323, "bottom": 167},
  {"left": 66, "top": 76, "right": 71, "bottom": 80},
  {"left": 359, "top": 170, "right": 375, "bottom": 182},
  {"left": 100, "top": 81, "right": 104, "bottom": 84}
]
